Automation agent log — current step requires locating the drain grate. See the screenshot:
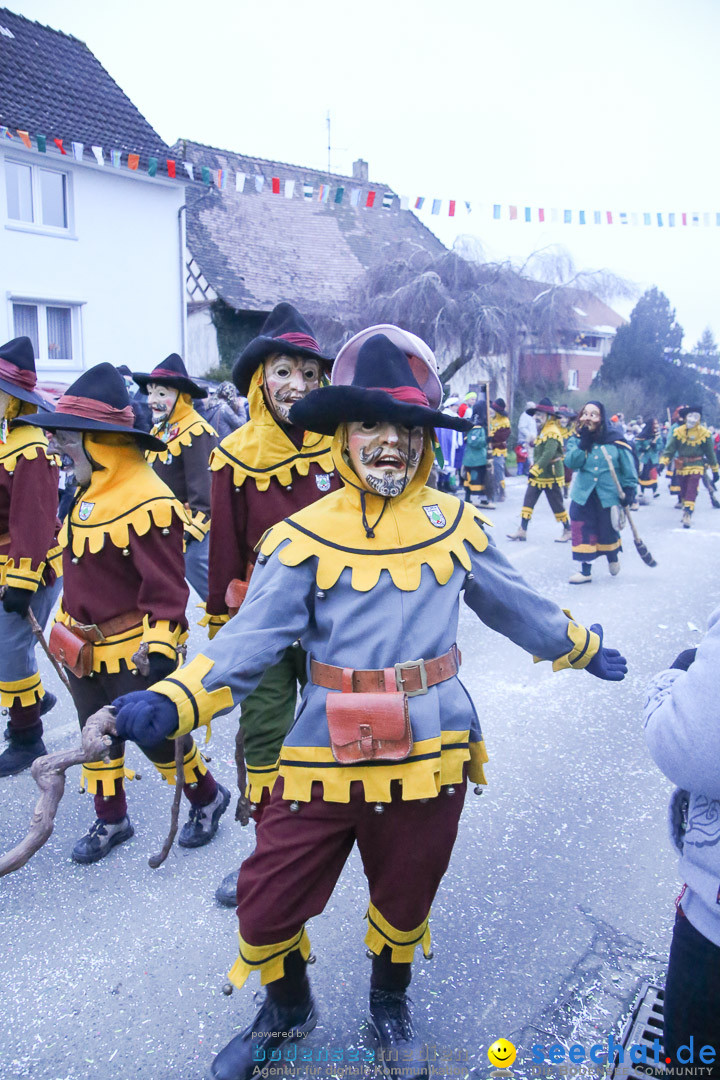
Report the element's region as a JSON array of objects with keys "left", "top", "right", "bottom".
[{"left": 610, "top": 981, "right": 665, "bottom": 1079}]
